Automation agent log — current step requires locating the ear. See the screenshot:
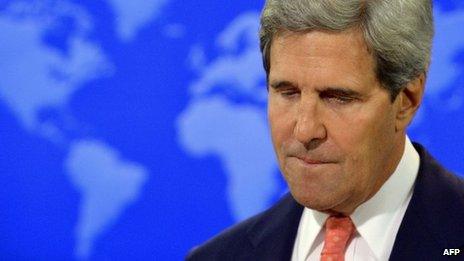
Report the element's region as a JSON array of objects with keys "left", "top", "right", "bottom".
[{"left": 395, "top": 73, "right": 425, "bottom": 131}]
